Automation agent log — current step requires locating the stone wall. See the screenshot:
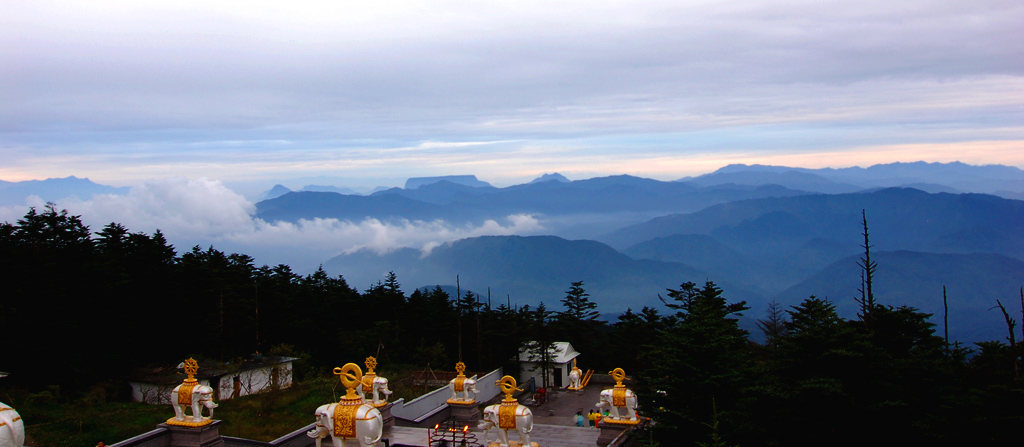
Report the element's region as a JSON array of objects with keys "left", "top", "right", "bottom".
[{"left": 390, "top": 367, "right": 503, "bottom": 426}]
